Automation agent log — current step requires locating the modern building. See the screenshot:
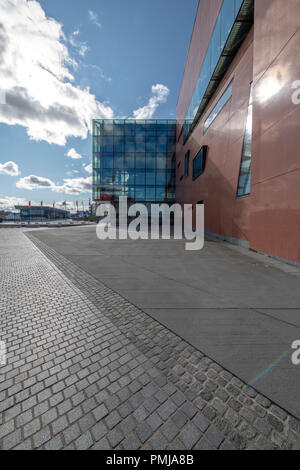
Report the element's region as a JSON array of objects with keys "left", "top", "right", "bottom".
[
  {"left": 176, "top": 0, "right": 300, "bottom": 264},
  {"left": 15, "top": 205, "right": 70, "bottom": 221},
  {"left": 92, "top": 0, "right": 300, "bottom": 264},
  {"left": 92, "top": 119, "right": 176, "bottom": 211}
]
